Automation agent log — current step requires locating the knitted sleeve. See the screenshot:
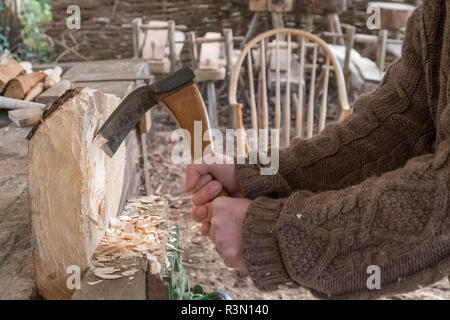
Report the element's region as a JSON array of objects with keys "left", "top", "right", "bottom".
[
  {"left": 236, "top": 5, "right": 434, "bottom": 199},
  {"left": 239, "top": 1, "right": 450, "bottom": 299},
  {"left": 242, "top": 143, "right": 450, "bottom": 299}
]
